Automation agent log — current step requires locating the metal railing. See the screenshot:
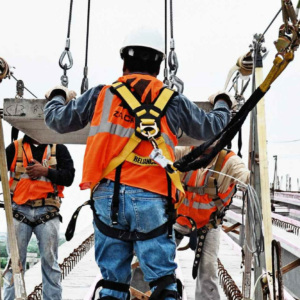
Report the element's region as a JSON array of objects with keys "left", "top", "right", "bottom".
[{"left": 27, "top": 234, "right": 94, "bottom": 300}]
